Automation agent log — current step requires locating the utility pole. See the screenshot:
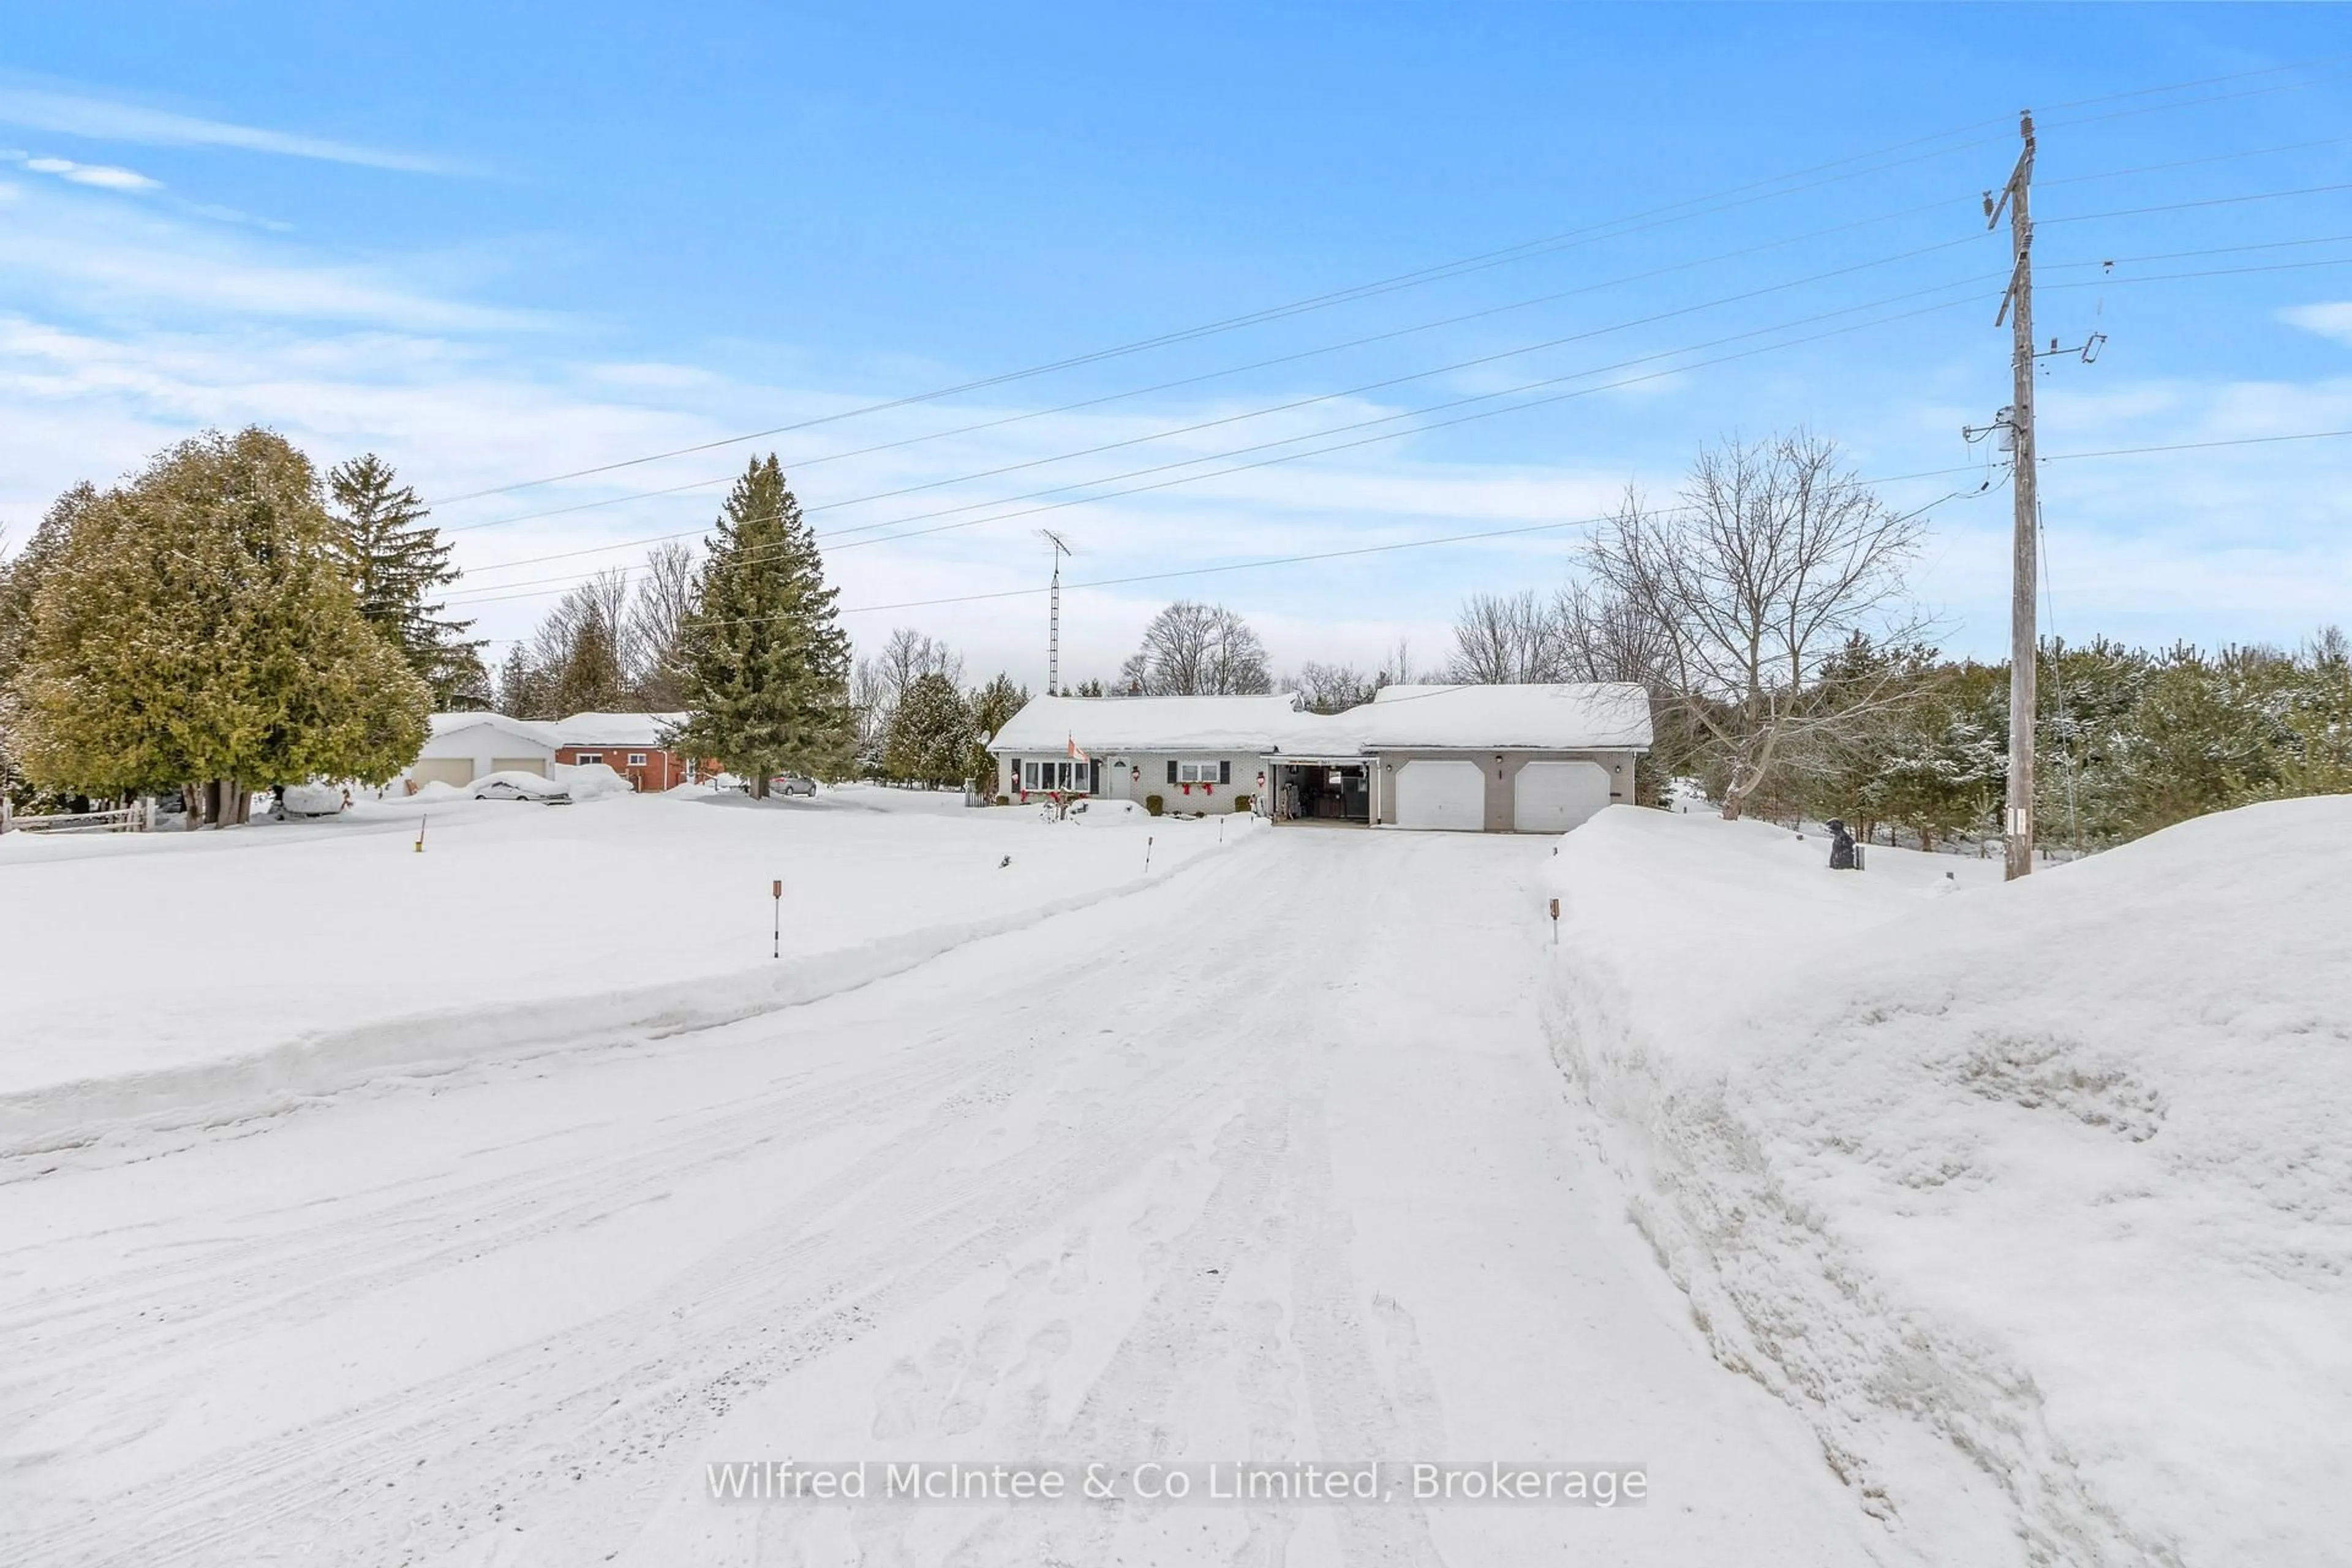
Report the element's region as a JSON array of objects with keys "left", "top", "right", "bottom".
[
  {"left": 1991, "top": 109, "right": 2038, "bottom": 881},
  {"left": 1039, "top": 529, "right": 1072, "bottom": 695}
]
